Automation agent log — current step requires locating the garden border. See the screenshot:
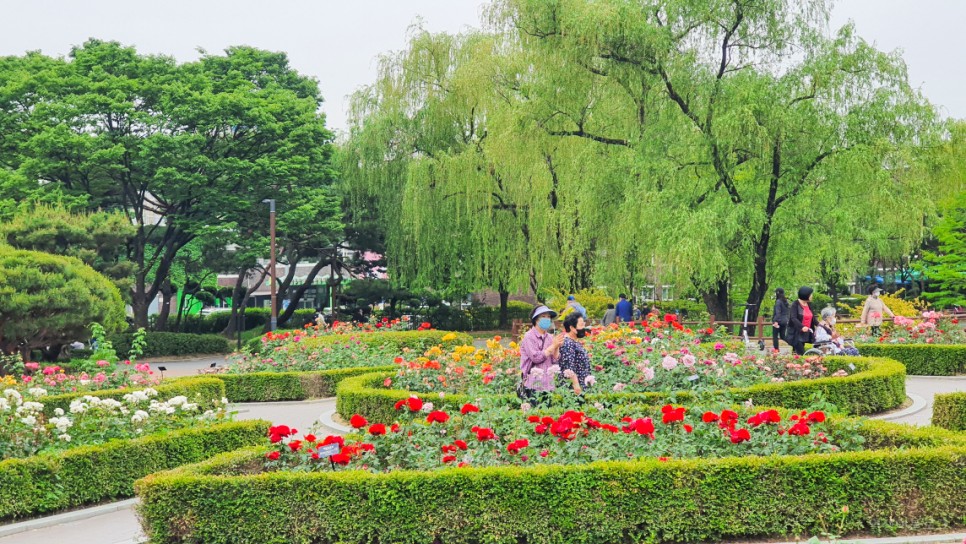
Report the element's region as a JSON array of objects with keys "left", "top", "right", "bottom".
[
  {"left": 0, "top": 419, "right": 269, "bottom": 521},
  {"left": 336, "top": 356, "right": 907, "bottom": 421},
  {"left": 172, "top": 366, "right": 397, "bottom": 403},
  {"left": 933, "top": 392, "right": 966, "bottom": 431},
  {"left": 135, "top": 420, "right": 966, "bottom": 544},
  {"left": 40, "top": 376, "right": 227, "bottom": 416},
  {"left": 854, "top": 343, "right": 966, "bottom": 376}
]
